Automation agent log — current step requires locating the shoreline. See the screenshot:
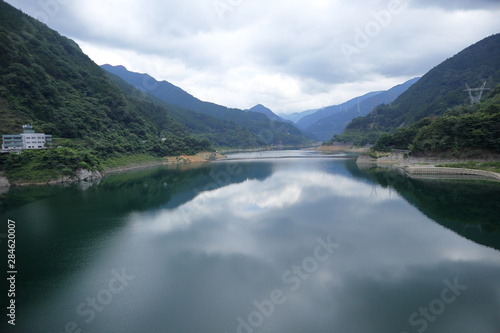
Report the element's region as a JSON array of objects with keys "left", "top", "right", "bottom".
[
  {"left": 356, "top": 153, "right": 500, "bottom": 182},
  {"left": 0, "top": 152, "right": 228, "bottom": 187},
  {"left": 316, "top": 144, "right": 370, "bottom": 153},
  {"left": 3, "top": 148, "right": 499, "bottom": 187}
]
